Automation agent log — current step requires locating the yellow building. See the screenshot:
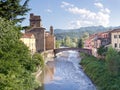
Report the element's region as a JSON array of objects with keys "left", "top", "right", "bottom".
[
  {"left": 111, "top": 29, "right": 120, "bottom": 50},
  {"left": 20, "top": 33, "right": 36, "bottom": 54}
]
